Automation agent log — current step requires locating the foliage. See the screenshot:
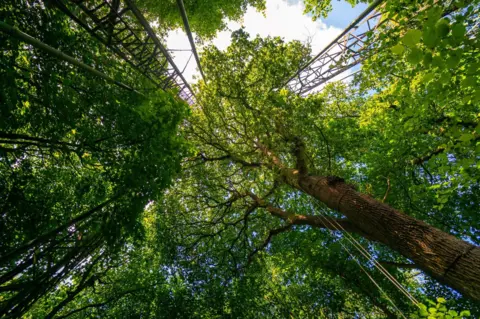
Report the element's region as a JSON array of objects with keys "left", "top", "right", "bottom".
[
  {"left": 303, "top": 0, "right": 364, "bottom": 20},
  {"left": 356, "top": 0, "right": 480, "bottom": 243},
  {"left": 1, "top": 0, "right": 480, "bottom": 318},
  {"left": 152, "top": 29, "right": 421, "bottom": 317},
  {"left": 411, "top": 298, "right": 471, "bottom": 319},
  {"left": 138, "top": 0, "right": 266, "bottom": 39},
  {"left": 148, "top": 1, "right": 479, "bottom": 316},
  {"left": 0, "top": 1, "right": 187, "bottom": 317}
]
